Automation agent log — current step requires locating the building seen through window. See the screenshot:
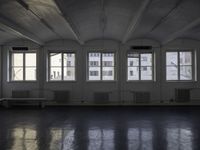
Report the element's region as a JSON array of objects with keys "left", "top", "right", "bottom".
[
  {"left": 49, "top": 52, "right": 75, "bottom": 81},
  {"left": 127, "top": 52, "right": 153, "bottom": 81},
  {"left": 88, "top": 52, "right": 115, "bottom": 81}
]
